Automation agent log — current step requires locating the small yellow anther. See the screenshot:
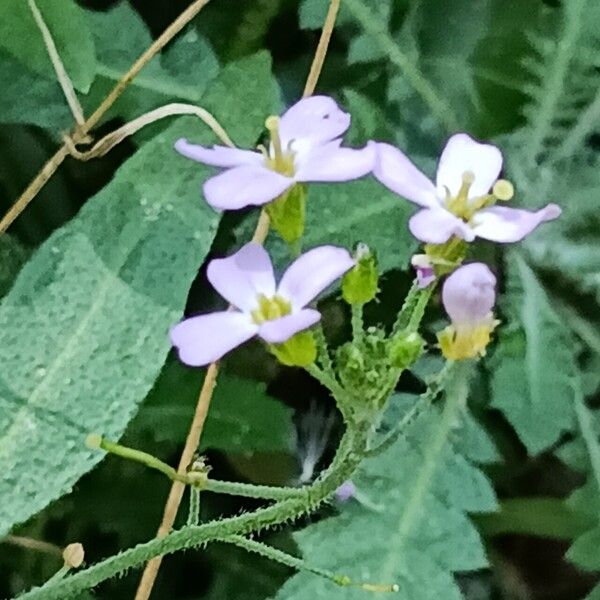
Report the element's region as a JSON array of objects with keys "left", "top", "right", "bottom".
[
  {"left": 462, "top": 170, "right": 475, "bottom": 185},
  {"left": 85, "top": 433, "right": 103, "bottom": 450},
  {"left": 265, "top": 115, "right": 280, "bottom": 132},
  {"left": 63, "top": 543, "right": 85, "bottom": 569},
  {"left": 493, "top": 179, "right": 514, "bottom": 201}
]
